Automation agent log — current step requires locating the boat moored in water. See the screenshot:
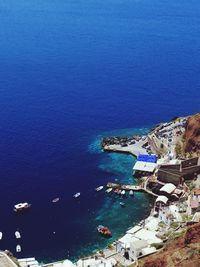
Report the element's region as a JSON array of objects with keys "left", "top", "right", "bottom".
[
  {"left": 52, "top": 197, "right": 60, "bottom": 203},
  {"left": 106, "top": 188, "right": 112, "bottom": 193},
  {"left": 97, "top": 225, "right": 112, "bottom": 237},
  {"left": 15, "top": 231, "right": 21, "bottom": 239},
  {"left": 129, "top": 190, "right": 134, "bottom": 196},
  {"left": 16, "top": 245, "right": 21, "bottom": 253},
  {"left": 95, "top": 186, "right": 104, "bottom": 192},
  {"left": 119, "top": 202, "right": 125, "bottom": 207},
  {"left": 73, "top": 192, "right": 81, "bottom": 198},
  {"left": 121, "top": 190, "right": 126, "bottom": 195},
  {"left": 14, "top": 202, "right": 31, "bottom": 212},
  {"left": 0, "top": 232, "right": 2, "bottom": 240}
]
